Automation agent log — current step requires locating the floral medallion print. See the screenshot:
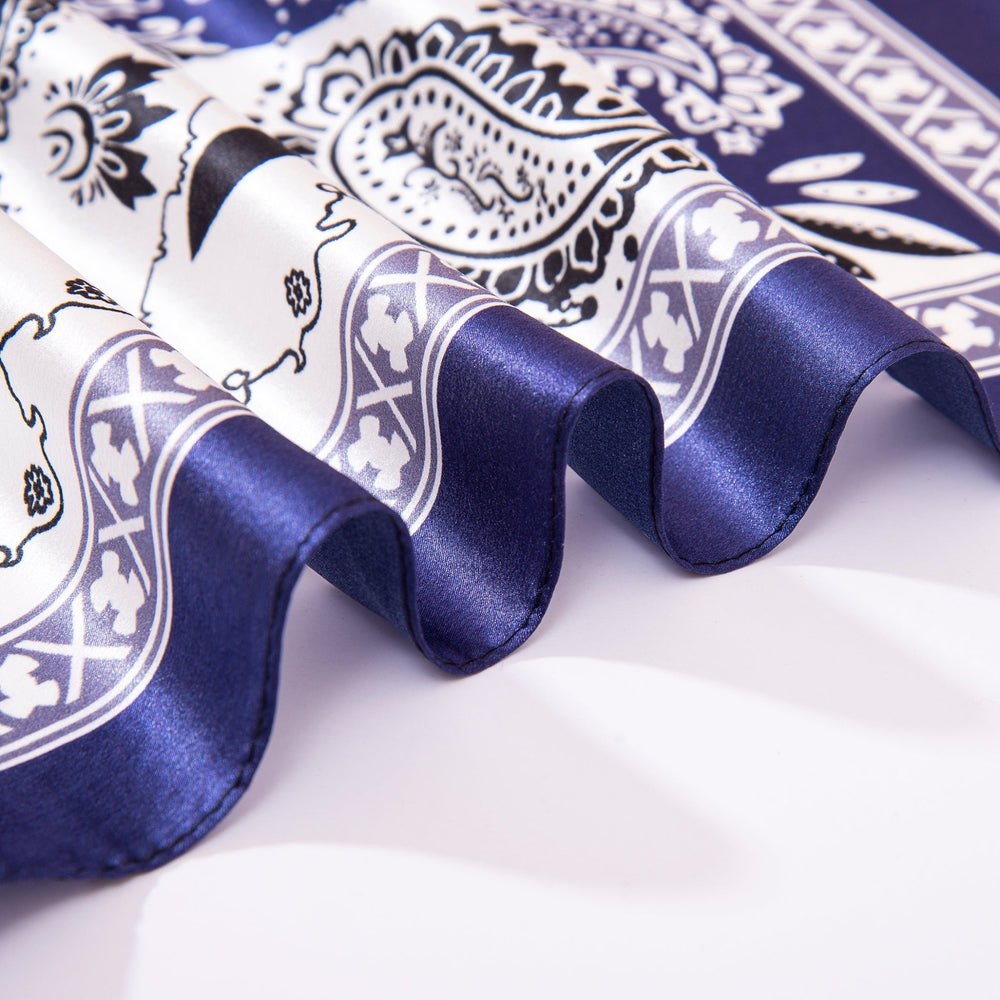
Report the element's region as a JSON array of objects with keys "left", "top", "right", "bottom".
[
  {"left": 284, "top": 268, "right": 313, "bottom": 318},
  {"left": 42, "top": 55, "right": 173, "bottom": 208},
  {"left": 22, "top": 465, "right": 55, "bottom": 518}
]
